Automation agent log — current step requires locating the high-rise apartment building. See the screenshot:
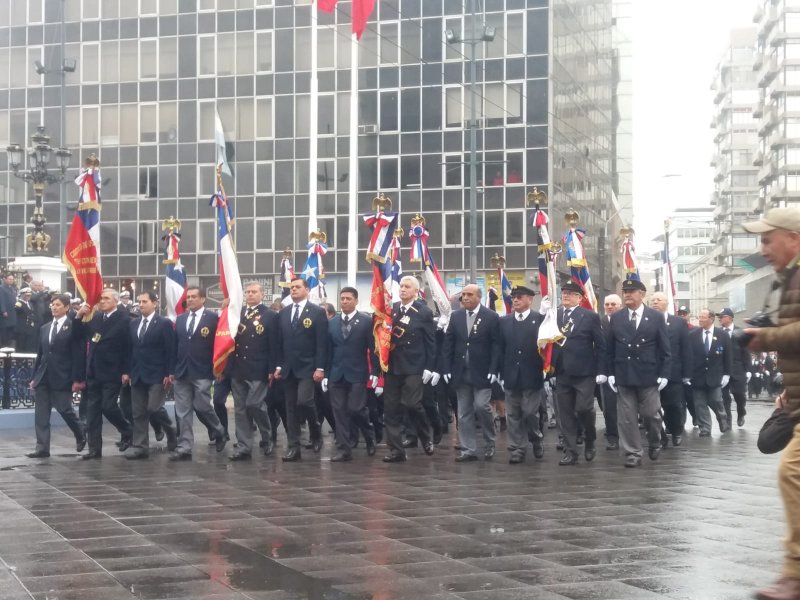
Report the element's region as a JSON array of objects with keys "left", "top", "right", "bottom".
[{"left": 0, "top": 0, "right": 621, "bottom": 301}]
